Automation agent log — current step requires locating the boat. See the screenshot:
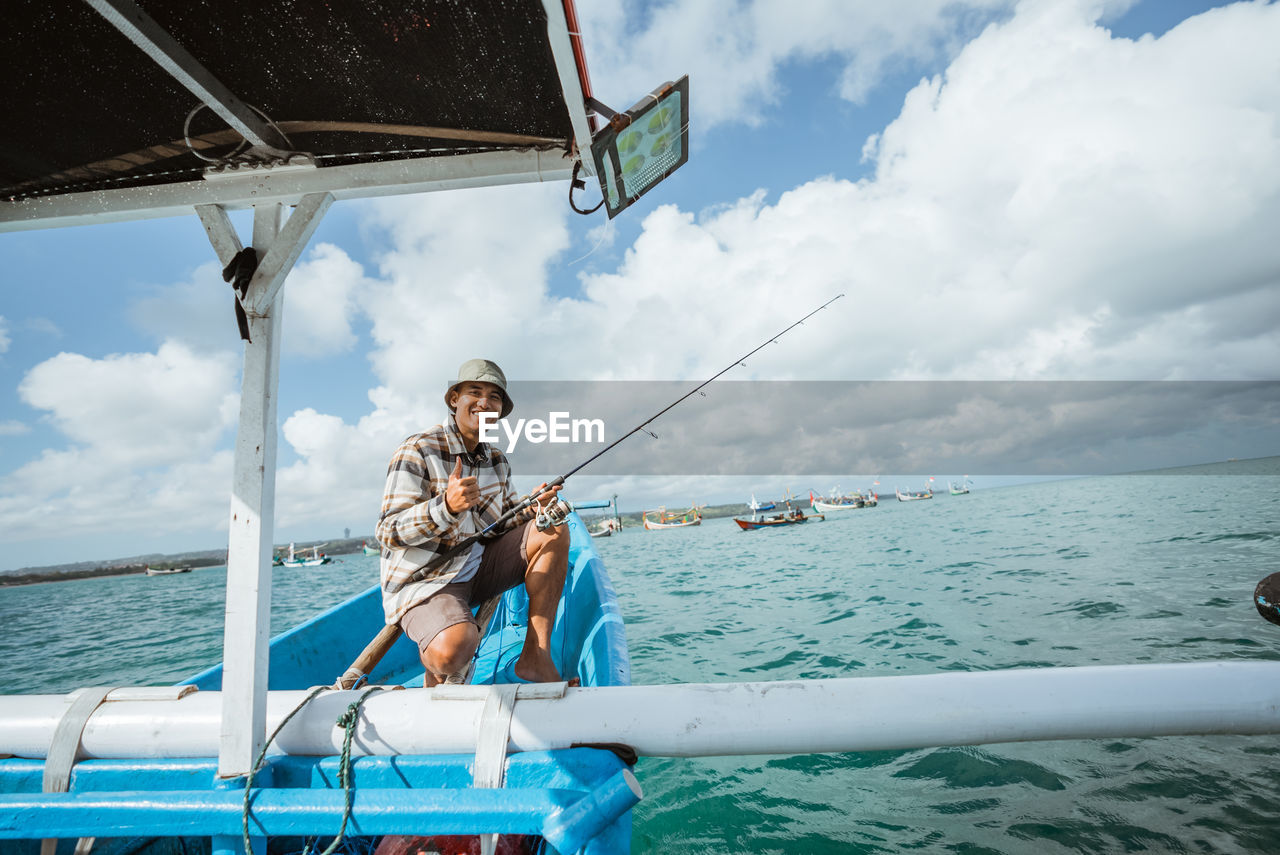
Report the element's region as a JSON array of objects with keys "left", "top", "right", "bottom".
[
  {"left": 589, "top": 518, "right": 620, "bottom": 538},
  {"left": 809, "top": 488, "right": 876, "bottom": 513},
  {"left": 642, "top": 506, "right": 702, "bottom": 530},
  {"left": 734, "top": 493, "right": 821, "bottom": 530},
  {"left": 579, "top": 496, "right": 623, "bottom": 537},
  {"left": 733, "top": 508, "right": 818, "bottom": 530},
  {"left": 748, "top": 493, "right": 776, "bottom": 513},
  {"left": 949, "top": 477, "right": 972, "bottom": 495},
  {"left": 144, "top": 566, "right": 192, "bottom": 576},
  {"left": 0, "top": 3, "right": 689, "bottom": 848},
  {"left": 362, "top": 540, "right": 380, "bottom": 555},
  {"left": 280, "top": 543, "right": 332, "bottom": 567},
  {"left": 1, "top": 512, "right": 634, "bottom": 855},
  {"left": 896, "top": 485, "right": 934, "bottom": 501},
  {"left": 4, "top": 2, "right": 1280, "bottom": 852}
]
